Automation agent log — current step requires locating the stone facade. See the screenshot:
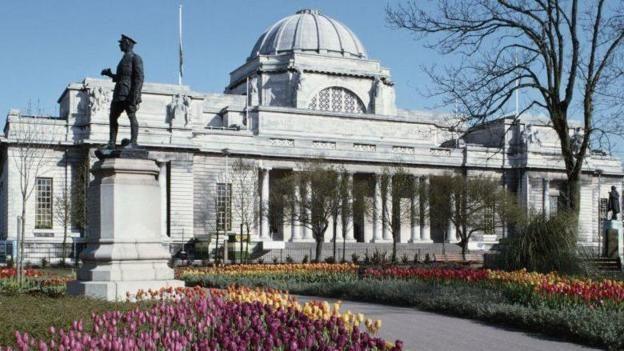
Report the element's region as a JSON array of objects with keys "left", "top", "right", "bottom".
[{"left": 0, "top": 9, "right": 622, "bottom": 261}]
